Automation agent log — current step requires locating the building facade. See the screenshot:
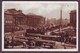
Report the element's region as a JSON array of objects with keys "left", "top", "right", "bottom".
[
  {"left": 4, "top": 9, "right": 26, "bottom": 32},
  {"left": 70, "top": 10, "right": 76, "bottom": 27},
  {"left": 4, "top": 9, "right": 46, "bottom": 32},
  {"left": 26, "top": 14, "right": 45, "bottom": 28}
]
